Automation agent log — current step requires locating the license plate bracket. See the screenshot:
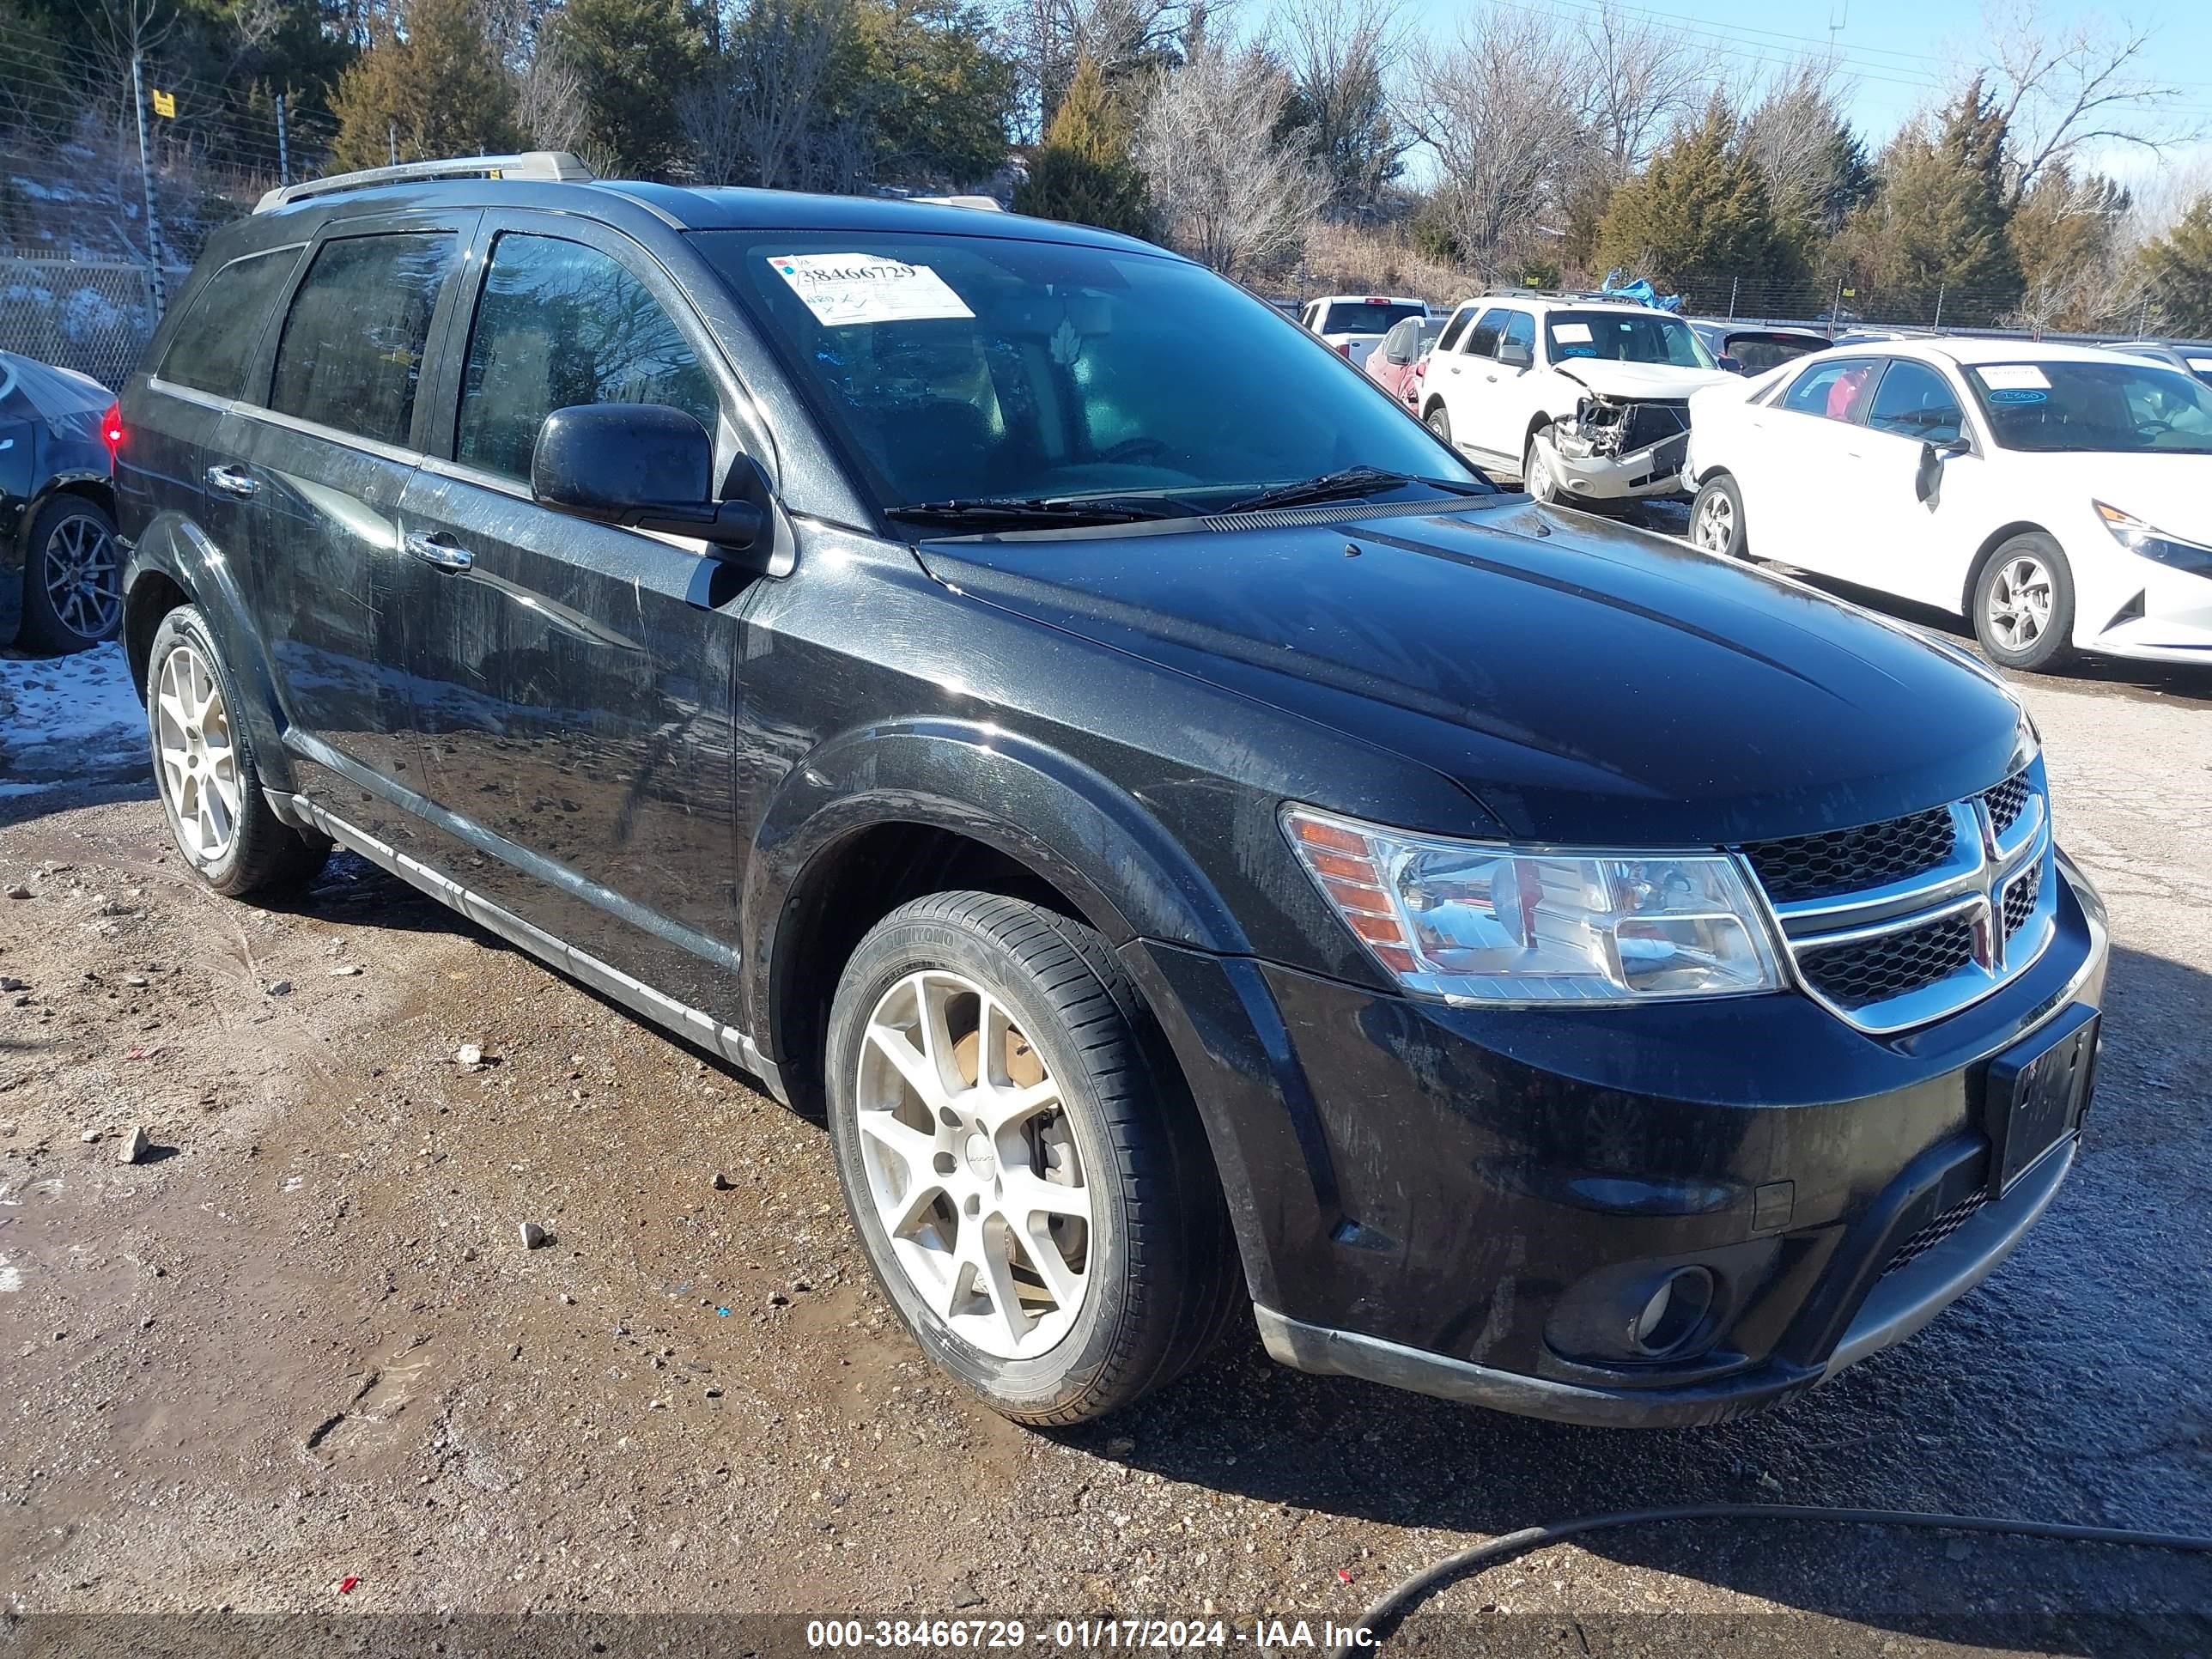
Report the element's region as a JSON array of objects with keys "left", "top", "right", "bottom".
[{"left": 1983, "top": 1006, "right": 2100, "bottom": 1198}]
